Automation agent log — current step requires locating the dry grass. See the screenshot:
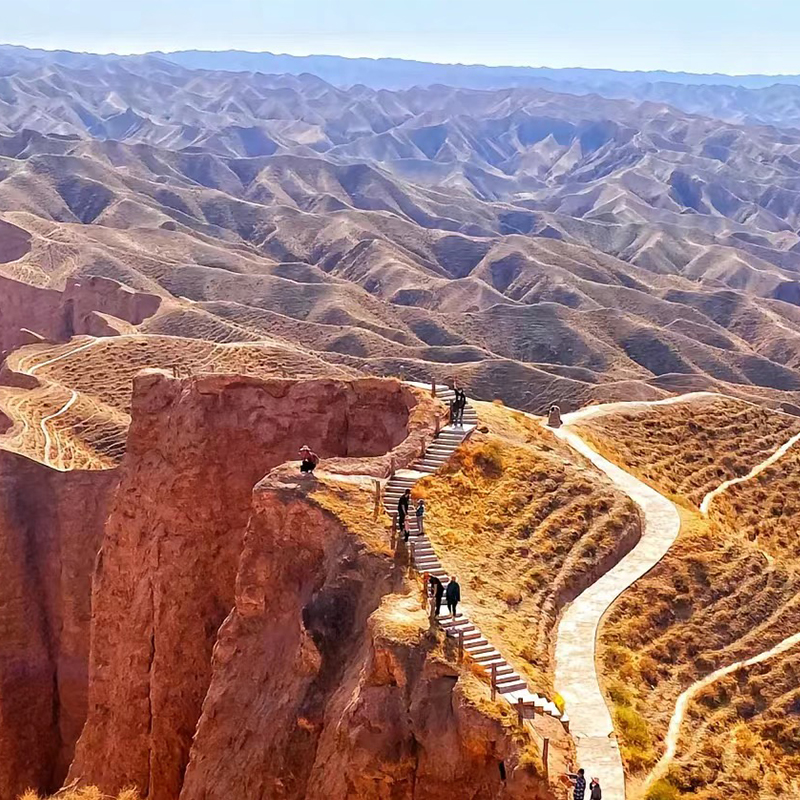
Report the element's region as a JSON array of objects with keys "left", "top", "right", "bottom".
[
  {"left": 414, "top": 400, "right": 639, "bottom": 693},
  {"left": 709, "top": 444, "right": 800, "bottom": 561},
  {"left": 310, "top": 473, "right": 393, "bottom": 556},
  {"left": 592, "top": 402, "right": 800, "bottom": 796},
  {"left": 19, "top": 788, "right": 140, "bottom": 800},
  {"left": 574, "top": 396, "right": 800, "bottom": 507}
]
